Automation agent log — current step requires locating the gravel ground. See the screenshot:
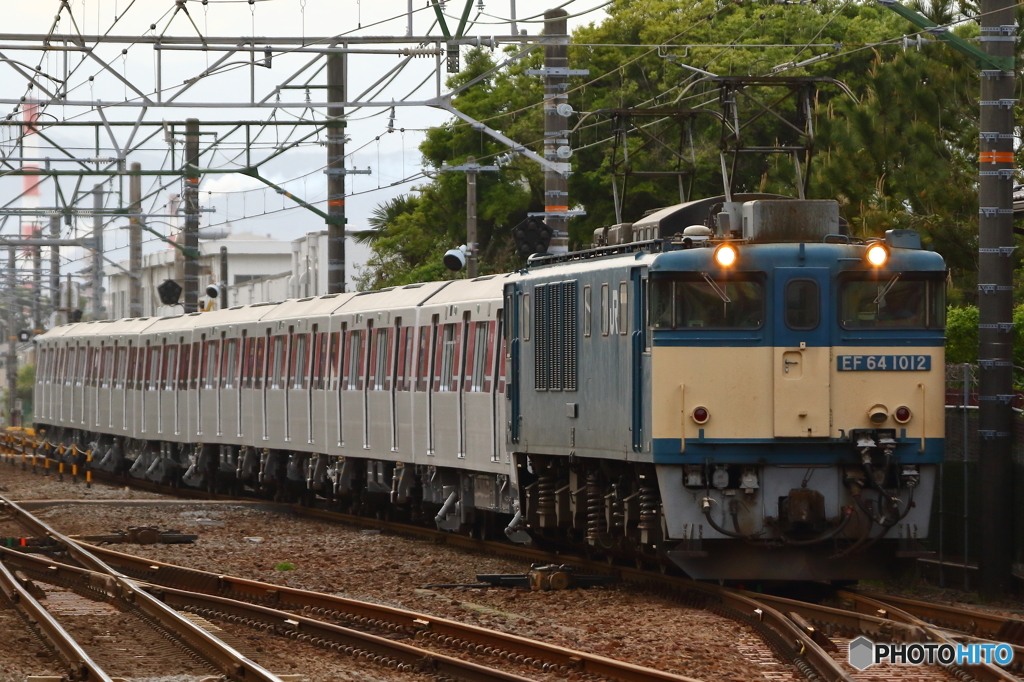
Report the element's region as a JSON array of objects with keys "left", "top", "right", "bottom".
[
  {"left": 0, "top": 465, "right": 800, "bottom": 682},
  {"left": 0, "top": 599, "right": 63, "bottom": 682}
]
